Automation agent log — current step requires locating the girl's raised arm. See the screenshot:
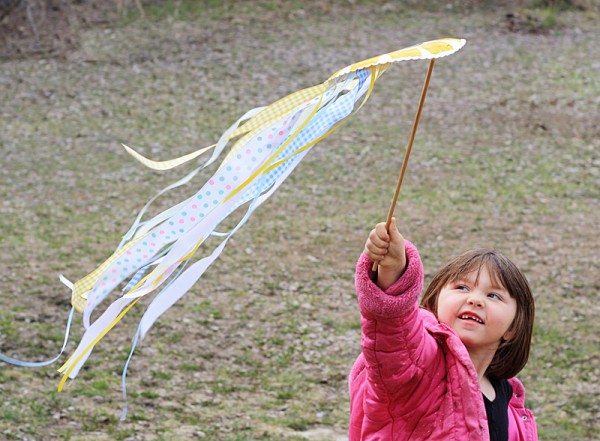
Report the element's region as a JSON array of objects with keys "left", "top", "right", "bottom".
[
  {"left": 364, "top": 218, "right": 407, "bottom": 290},
  {"left": 355, "top": 238, "right": 445, "bottom": 409}
]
